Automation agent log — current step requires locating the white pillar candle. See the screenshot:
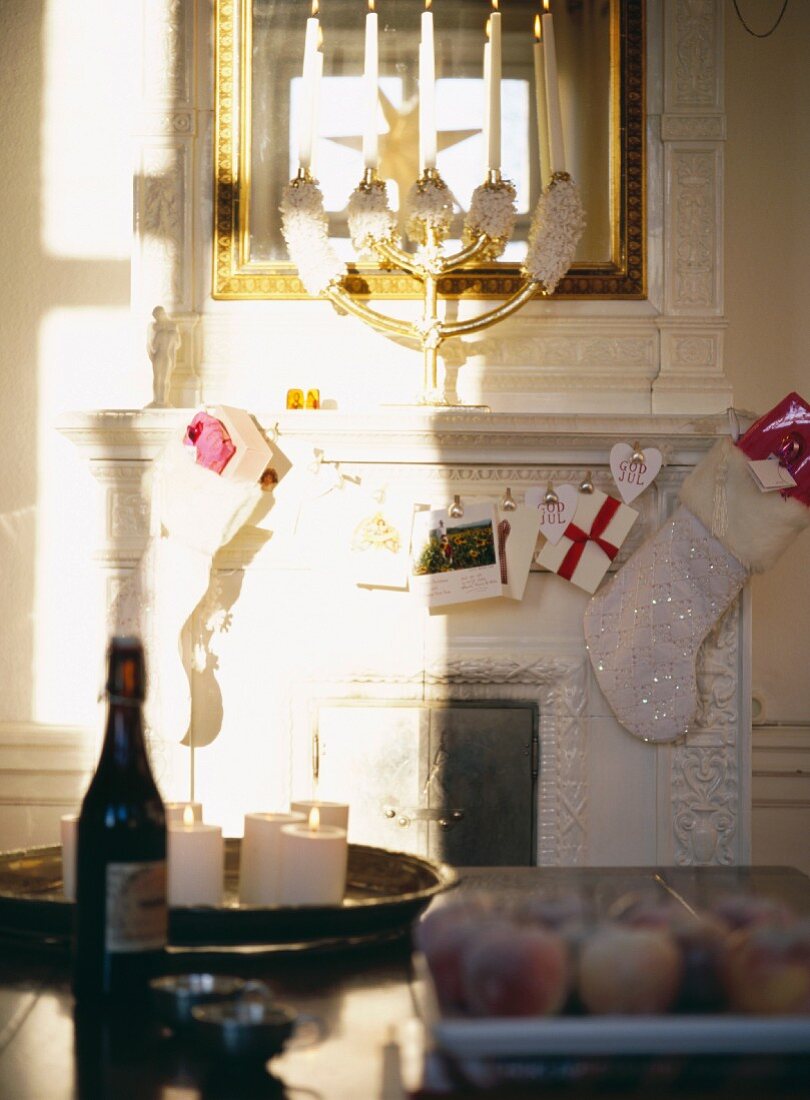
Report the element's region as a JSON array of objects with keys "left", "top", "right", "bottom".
[
  {"left": 487, "top": 2, "right": 502, "bottom": 172},
  {"left": 533, "top": 16, "right": 552, "bottom": 190},
  {"left": 363, "top": 1, "right": 379, "bottom": 169},
  {"left": 297, "top": 1, "right": 321, "bottom": 171},
  {"left": 239, "top": 811, "right": 304, "bottom": 906},
  {"left": 279, "top": 814, "right": 348, "bottom": 906},
  {"left": 290, "top": 799, "right": 349, "bottom": 831},
  {"left": 419, "top": 2, "right": 436, "bottom": 171},
  {"left": 541, "top": 1, "right": 566, "bottom": 174},
  {"left": 60, "top": 813, "right": 78, "bottom": 901},
  {"left": 167, "top": 807, "right": 223, "bottom": 907},
  {"left": 165, "top": 801, "right": 203, "bottom": 825}
]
